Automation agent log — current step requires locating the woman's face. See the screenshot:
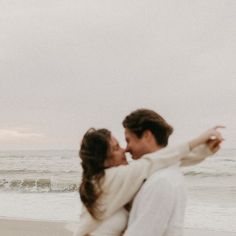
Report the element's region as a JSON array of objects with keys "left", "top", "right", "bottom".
[{"left": 104, "top": 136, "right": 128, "bottom": 168}]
